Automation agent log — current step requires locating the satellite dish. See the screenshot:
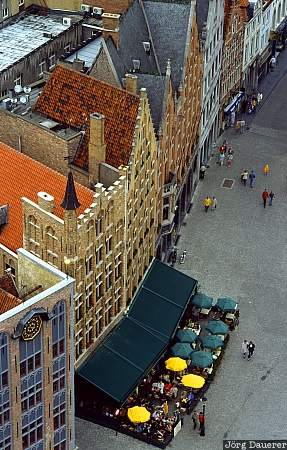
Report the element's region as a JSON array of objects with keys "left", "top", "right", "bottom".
[
  {"left": 20, "top": 96, "right": 28, "bottom": 104},
  {"left": 14, "top": 85, "right": 23, "bottom": 94},
  {"left": 23, "top": 86, "right": 31, "bottom": 94}
]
